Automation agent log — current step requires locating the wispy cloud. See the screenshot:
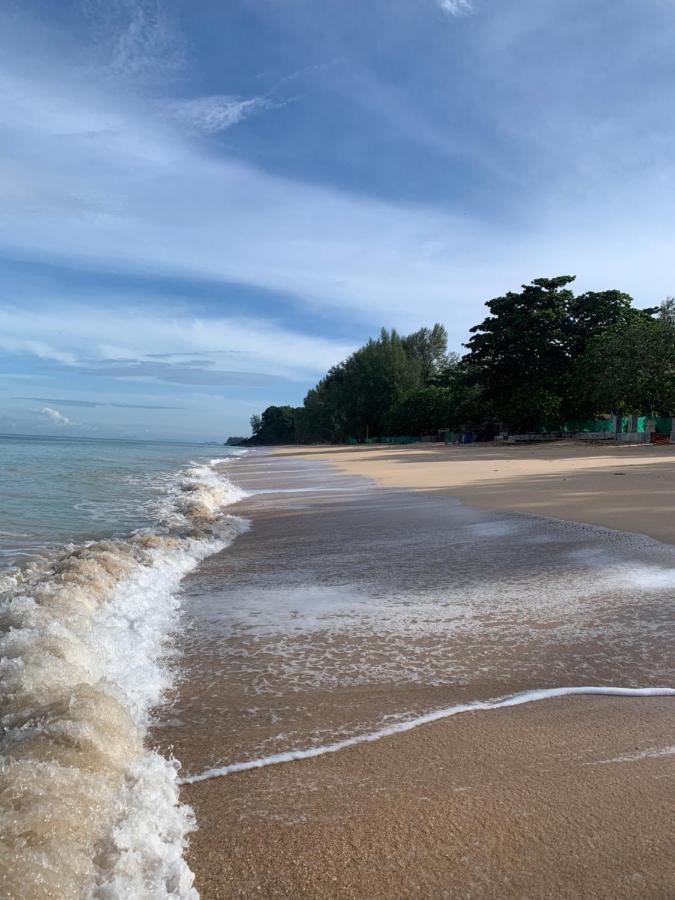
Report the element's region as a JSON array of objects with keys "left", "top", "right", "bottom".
[
  {"left": 81, "top": 358, "right": 279, "bottom": 386},
  {"left": 0, "top": 0, "right": 673, "bottom": 353},
  {"left": 161, "top": 95, "right": 272, "bottom": 134},
  {"left": 437, "top": 0, "right": 473, "bottom": 16},
  {"left": 90, "top": 0, "right": 183, "bottom": 84},
  {"left": 41, "top": 406, "right": 71, "bottom": 426},
  {"left": 0, "top": 303, "right": 355, "bottom": 382},
  {"left": 18, "top": 397, "right": 183, "bottom": 410}
]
